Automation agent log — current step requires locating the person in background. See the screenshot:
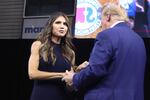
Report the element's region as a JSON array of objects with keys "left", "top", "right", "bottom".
[
  {"left": 136, "top": 0, "right": 144, "bottom": 12},
  {"left": 127, "top": 16, "right": 135, "bottom": 29},
  {"left": 147, "top": 0, "right": 150, "bottom": 29},
  {"left": 62, "top": 3, "right": 146, "bottom": 100},
  {"left": 28, "top": 12, "right": 76, "bottom": 100}
]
